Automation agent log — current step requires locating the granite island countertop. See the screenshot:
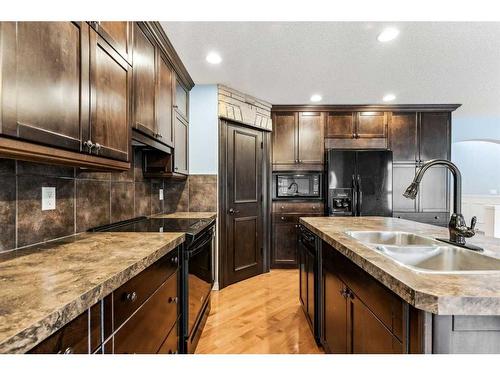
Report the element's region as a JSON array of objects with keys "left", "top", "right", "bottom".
[
  {"left": 300, "top": 216, "right": 500, "bottom": 316},
  {"left": 0, "top": 232, "right": 185, "bottom": 354},
  {"left": 151, "top": 211, "right": 217, "bottom": 220}
]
